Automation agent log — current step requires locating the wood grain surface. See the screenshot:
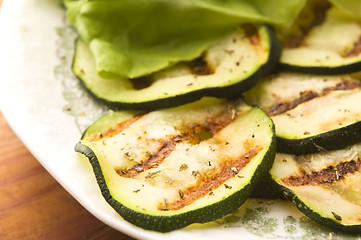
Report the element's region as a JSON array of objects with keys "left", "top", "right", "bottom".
[
  {"left": 0, "top": 1, "right": 135, "bottom": 239},
  {"left": 0, "top": 116, "right": 137, "bottom": 240}
]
